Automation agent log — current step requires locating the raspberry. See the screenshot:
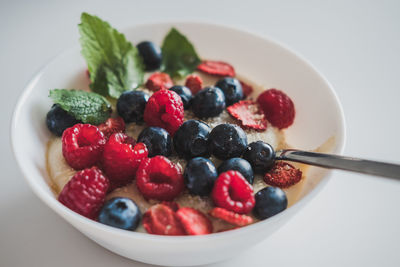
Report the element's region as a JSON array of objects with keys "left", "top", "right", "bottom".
[
  {"left": 264, "top": 161, "right": 302, "bottom": 188},
  {"left": 257, "top": 89, "right": 295, "bottom": 129},
  {"left": 58, "top": 166, "right": 109, "bottom": 219},
  {"left": 102, "top": 133, "right": 148, "bottom": 186},
  {"left": 197, "top": 60, "right": 235, "bottom": 77},
  {"left": 97, "top": 117, "right": 125, "bottom": 139},
  {"left": 176, "top": 207, "right": 213, "bottom": 235},
  {"left": 145, "top": 72, "right": 173, "bottom": 91},
  {"left": 143, "top": 89, "right": 184, "bottom": 135},
  {"left": 62, "top": 124, "right": 106, "bottom": 170},
  {"left": 142, "top": 204, "right": 186, "bottom": 235},
  {"left": 227, "top": 100, "right": 267, "bottom": 131},
  {"left": 136, "top": 156, "right": 184, "bottom": 201},
  {"left": 212, "top": 171, "right": 255, "bottom": 214},
  {"left": 210, "top": 207, "right": 253, "bottom": 227},
  {"left": 185, "top": 74, "right": 203, "bottom": 94},
  {"left": 239, "top": 80, "right": 253, "bottom": 98}
]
